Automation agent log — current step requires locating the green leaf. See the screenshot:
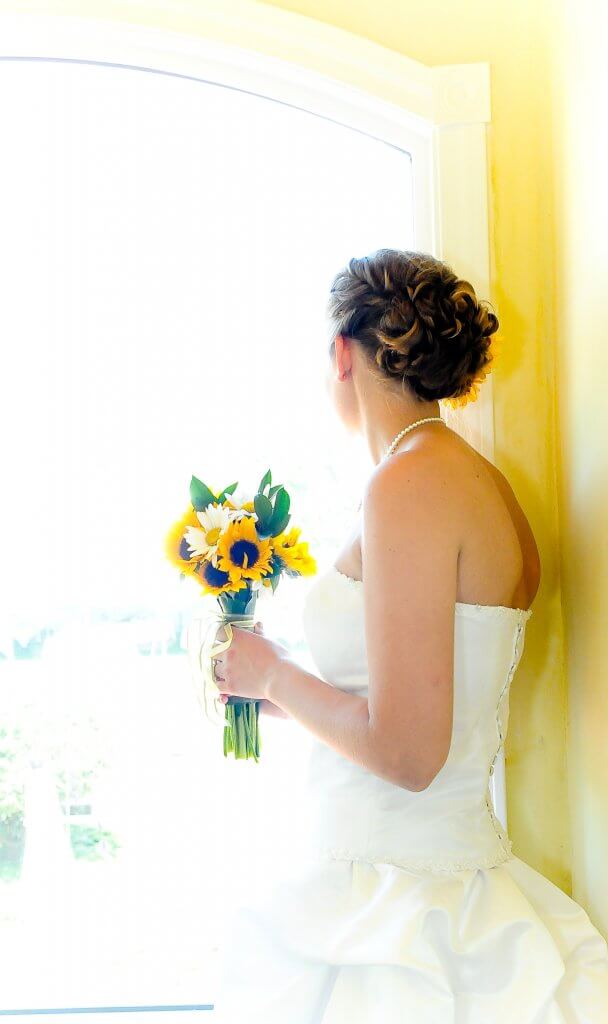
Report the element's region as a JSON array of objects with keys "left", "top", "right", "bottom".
[
  {"left": 217, "top": 481, "right": 238, "bottom": 502},
  {"left": 254, "top": 493, "right": 273, "bottom": 526},
  {"left": 269, "top": 512, "right": 291, "bottom": 536},
  {"left": 190, "top": 475, "right": 217, "bottom": 511},
  {"left": 273, "top": 486, "right": 290, "bottom": 520},
  {"left": 268, "top": 487, "right": 291, "bottom": 536},
  {"left": 258, "top": 468, "right": 272, "bottom": 494},
  {"left": 268, "top": 484, "right": 282, "bottom": 497}
]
